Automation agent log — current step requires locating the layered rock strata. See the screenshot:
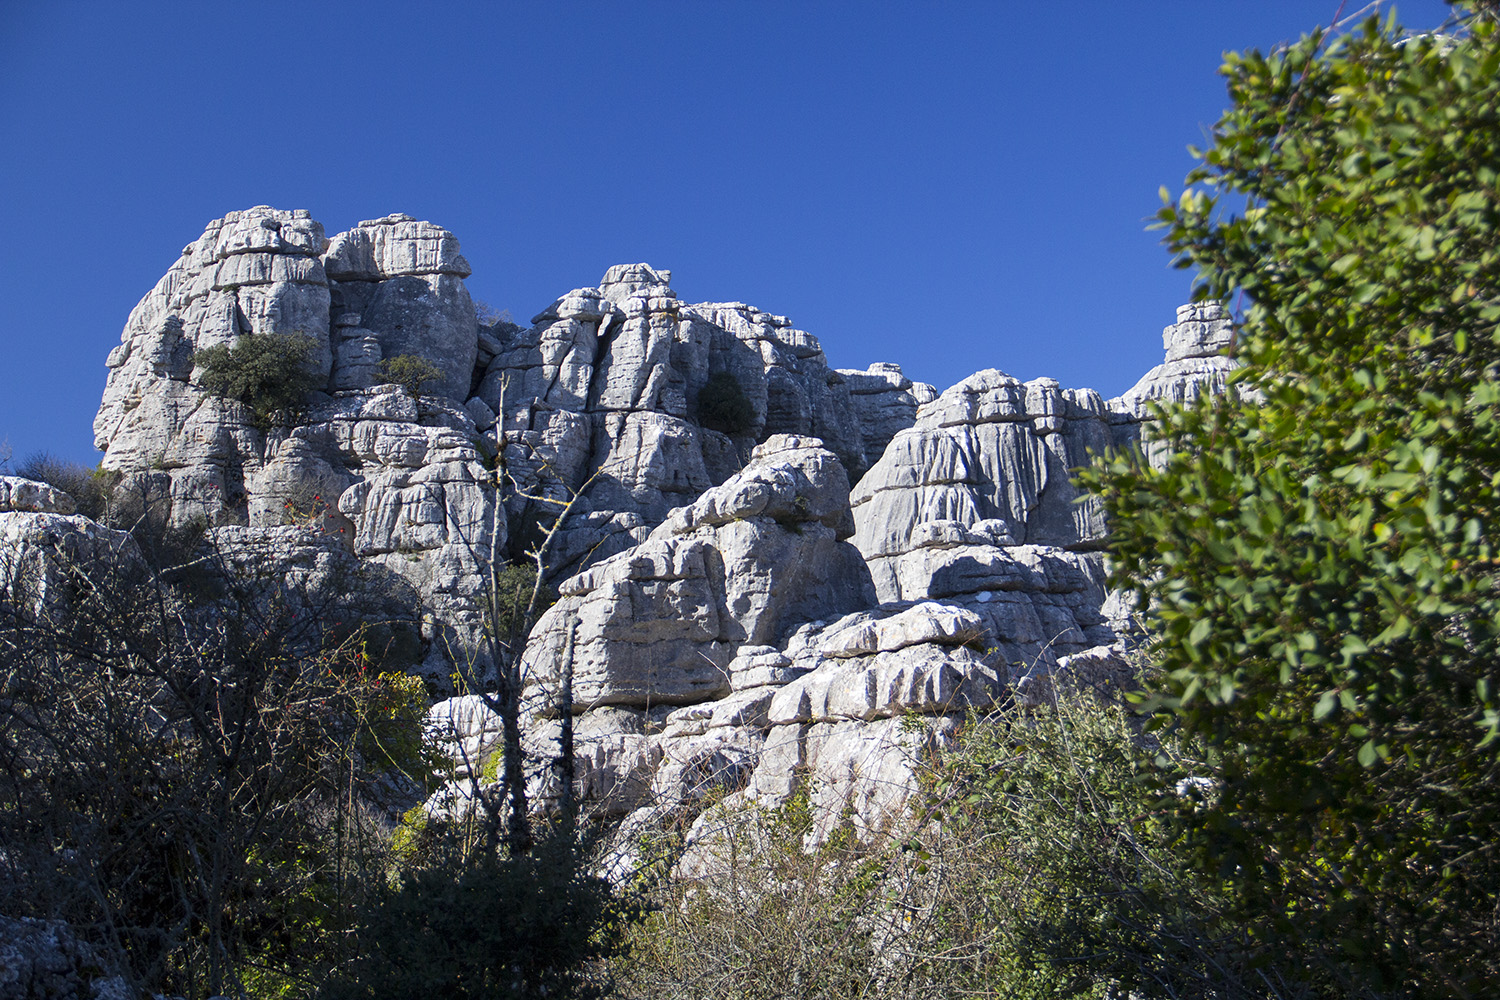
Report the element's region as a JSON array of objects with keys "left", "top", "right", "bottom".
[
  {"left": 91, "top": 209, "right": 896, "bottom": 681},
  {"left": 69, "top": 205, "right": 1245, "bottom": 848}
]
